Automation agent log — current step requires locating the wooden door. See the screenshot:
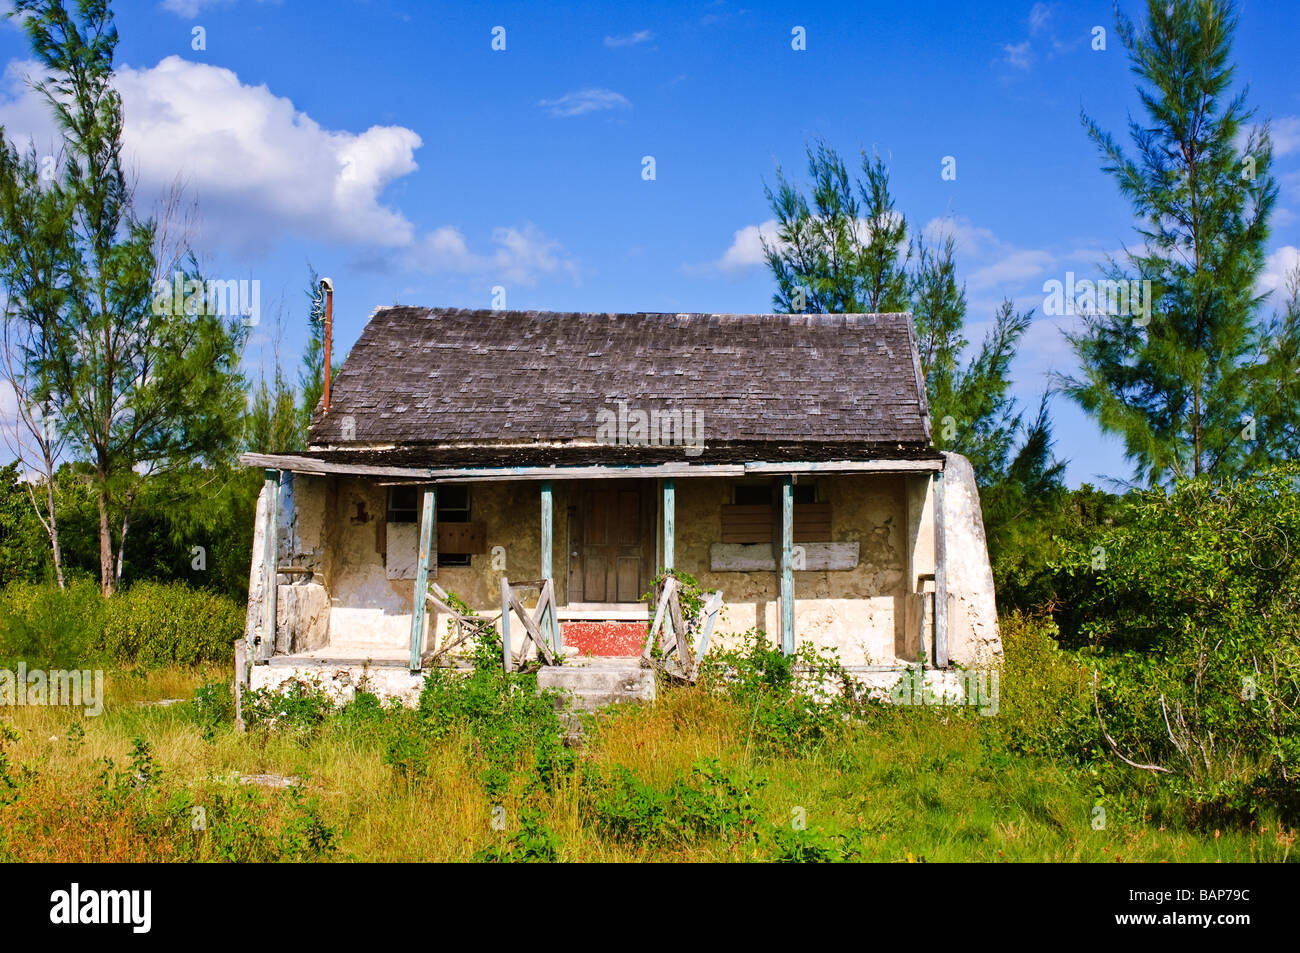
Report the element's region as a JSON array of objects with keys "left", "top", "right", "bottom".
[{"left": 568, "top": 481, "right": 654, "bottom": 604}]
